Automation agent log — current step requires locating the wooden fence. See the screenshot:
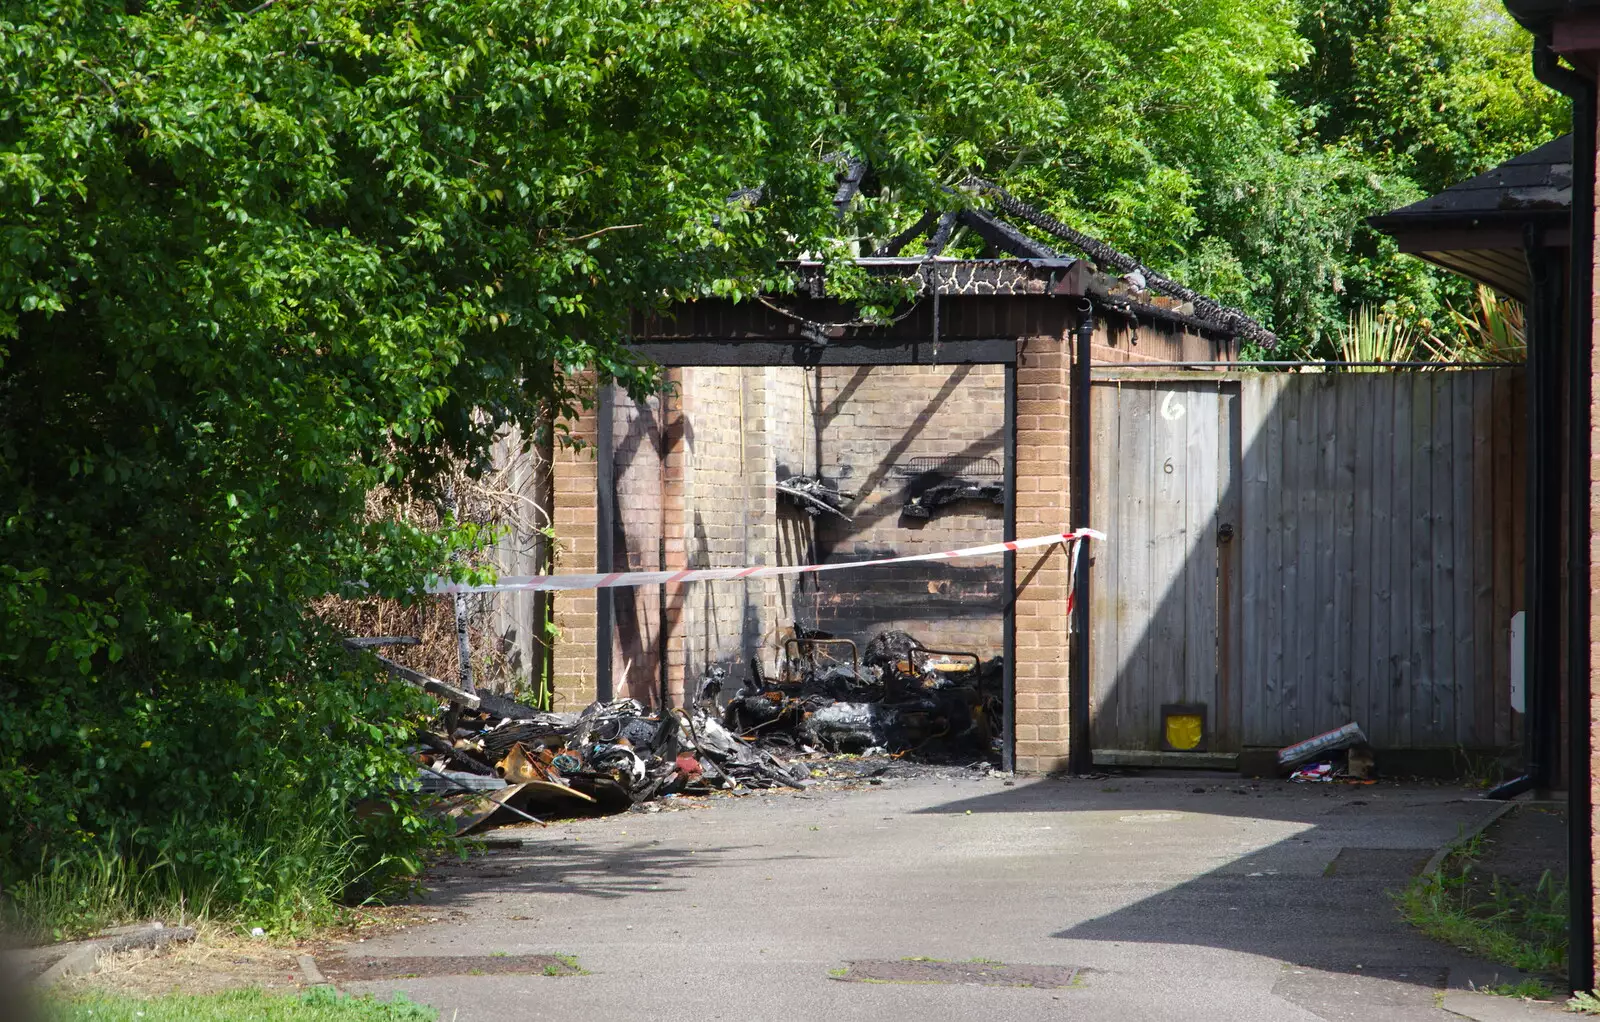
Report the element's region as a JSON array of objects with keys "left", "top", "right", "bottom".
[{"left": 1088, "top": 369, "right": 1526, "bottom": 756}]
